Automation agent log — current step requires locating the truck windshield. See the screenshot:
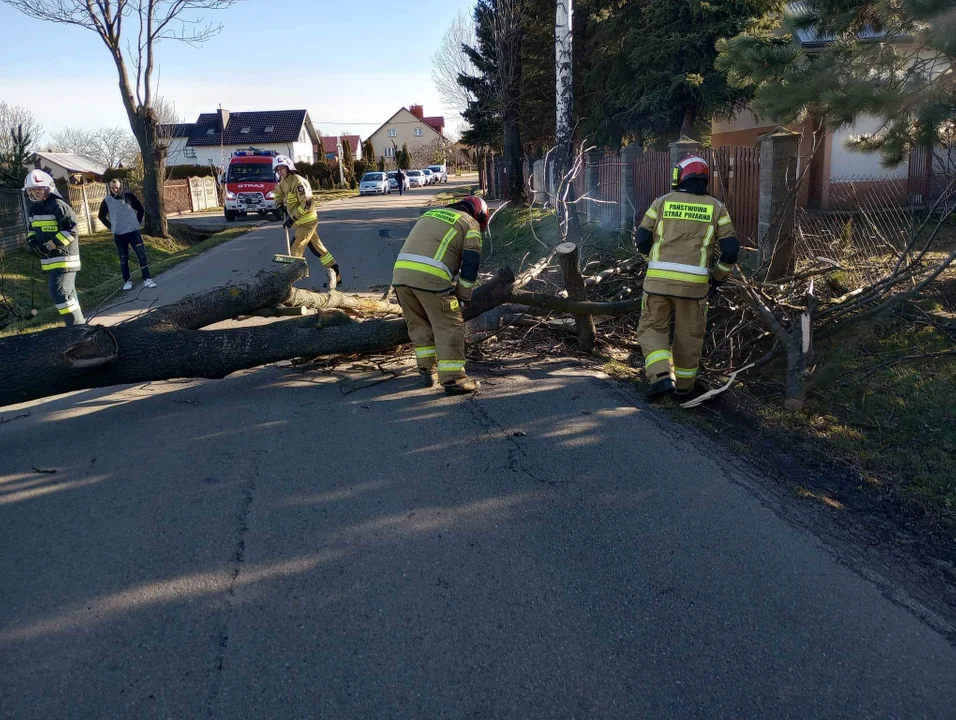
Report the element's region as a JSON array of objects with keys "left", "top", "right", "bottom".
[{"left": 227, "top": 164, "right": 276, "bottom": 182}]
